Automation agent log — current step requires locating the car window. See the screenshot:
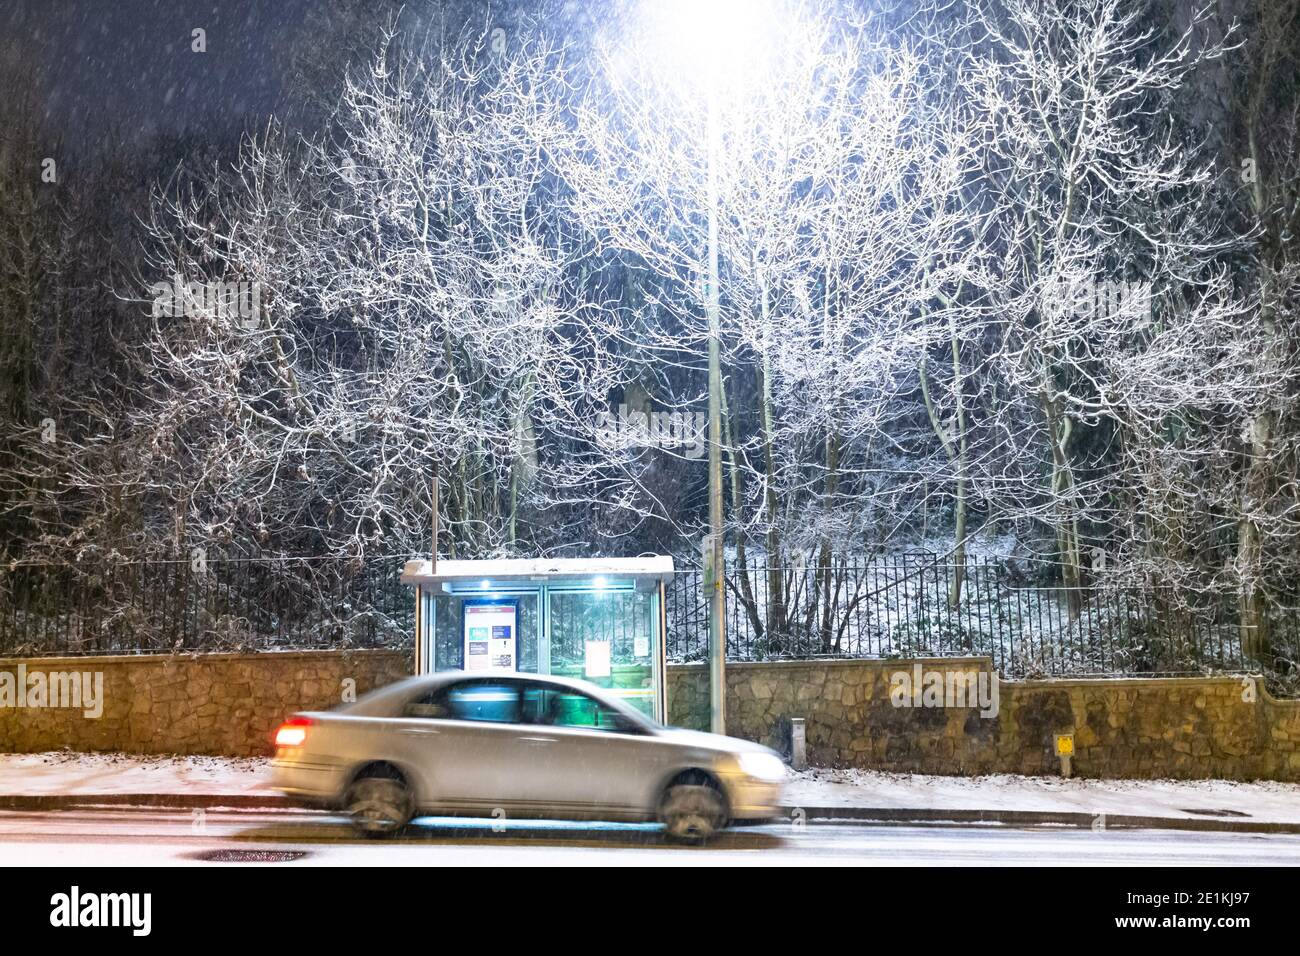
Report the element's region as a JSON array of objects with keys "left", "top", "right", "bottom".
[
  {"left": 521, "top": 685, "right": 635, "bottom": 733},
  {"left": 404, "top": 682, "right": 521, "bottom": 723},
  {"left": 403, "top": 695, "right": 449, "bottom": 719}
]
